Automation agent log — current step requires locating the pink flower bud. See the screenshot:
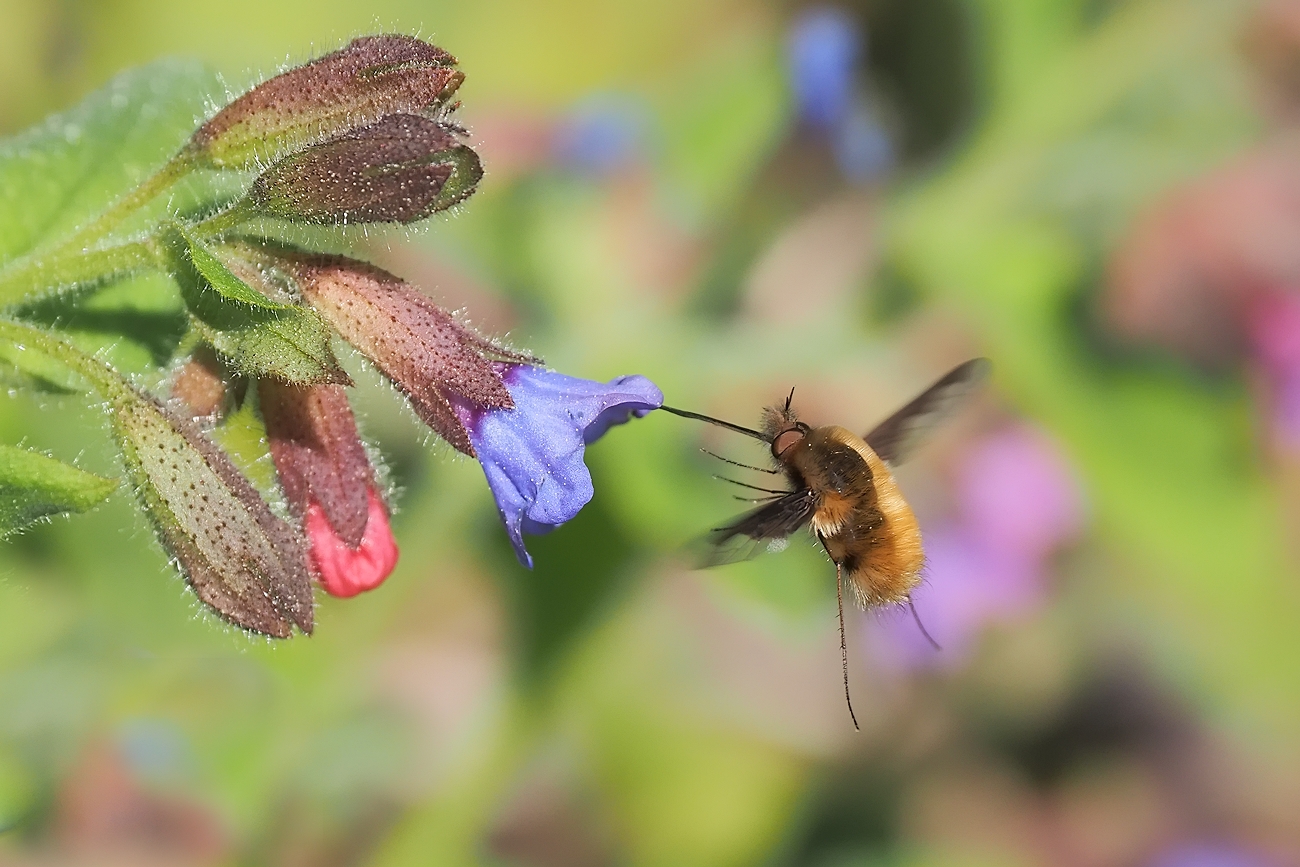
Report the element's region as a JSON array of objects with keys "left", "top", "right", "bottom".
[
  {"left": 259, "top": 380, "right": 399, "bottom": 596},
  {"left": 246, "top": 114, "right": 482, "bottom": 224},
  {"left": 185, "top": 35, "right": 464, "bottom": 170},
  {"left": 305, "top": 487, "right": 399, "bottom": 597}
]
